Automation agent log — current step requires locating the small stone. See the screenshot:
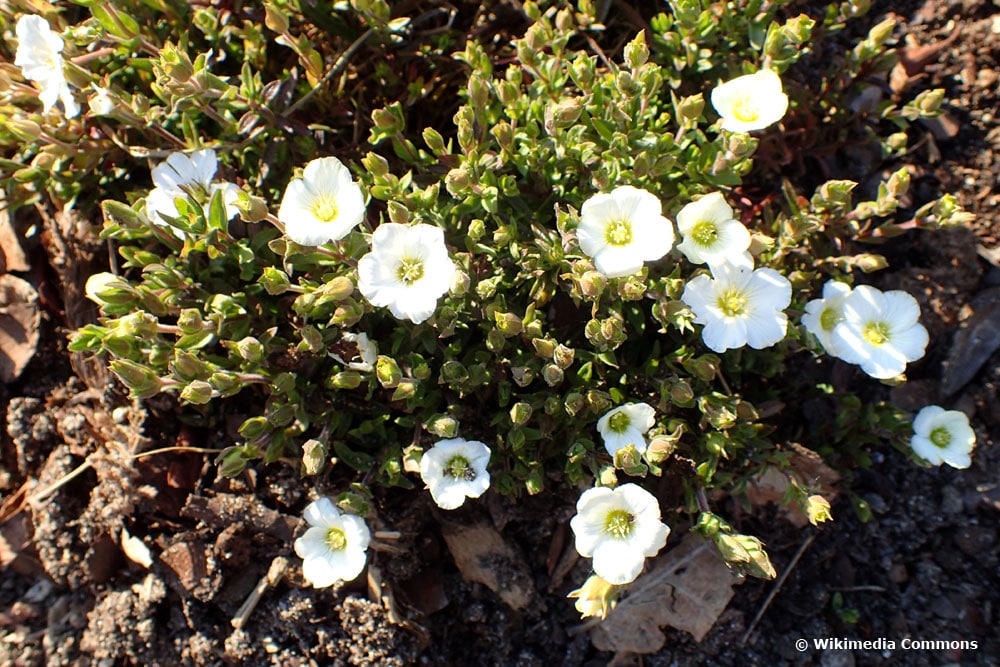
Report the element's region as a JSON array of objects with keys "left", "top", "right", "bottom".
[
  {"left": 820, "top": 649, "right": 856, "bottom": 667},
  {"left": 888, "top": 563, "right": 908, "bottom": 584},
  {"left": 953, "top": 526, "right": 997, "bottom": 558},
  {"left": 940, "top": 485, "right": 963, "bottom": 515},
  {"left": 932, "top": 595, "right": 960, "bottom": 620},
  {"left": 863, "top": 493, "right": 889, "bottom": 515}
]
